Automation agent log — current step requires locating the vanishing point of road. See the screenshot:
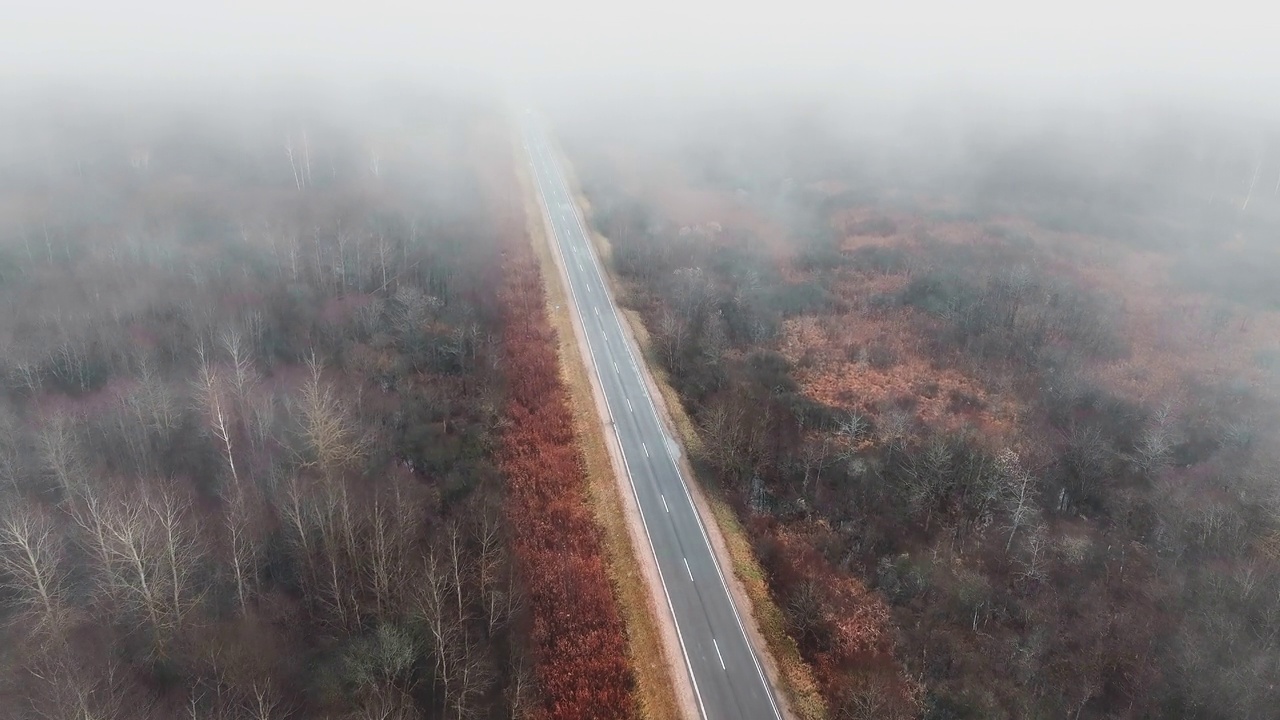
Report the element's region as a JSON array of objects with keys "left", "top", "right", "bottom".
[{"left": 521, "top": 111, "right": 784, "bottom": 720}]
